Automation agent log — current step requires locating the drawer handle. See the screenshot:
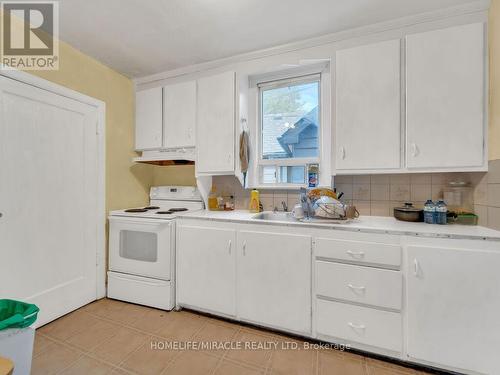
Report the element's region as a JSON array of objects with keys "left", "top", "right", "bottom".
[
  {"left": 348, "top": 283, "right": 366, "bottom": 292},
  {"left": 228, "top": 240, "right": 232, "bottom": 255},
  {"left": 348, "top": 322, "right": 366, "bottom": 330},
  {"left": 346, "top": 250, "right": 365, "bottom": 259}
]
